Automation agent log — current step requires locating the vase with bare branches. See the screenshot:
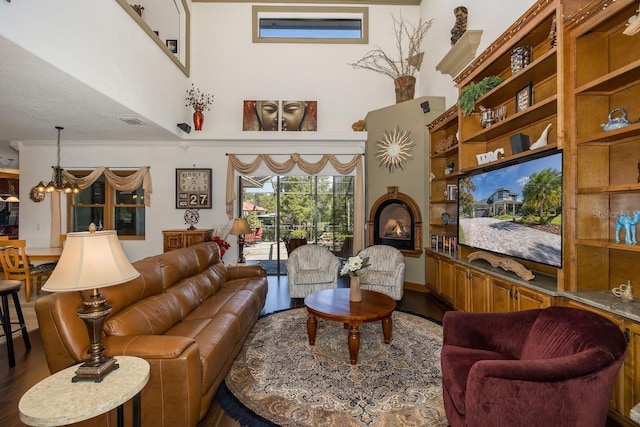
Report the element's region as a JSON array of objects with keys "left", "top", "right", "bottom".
[{"left": 349, "top": 14, "right": 433, "bottom": 103}]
